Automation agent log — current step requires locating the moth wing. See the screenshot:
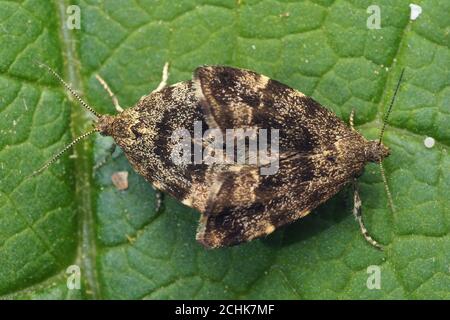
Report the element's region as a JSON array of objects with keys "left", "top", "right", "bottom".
[
  {"left": 193, "top": 66, "right": 363, "bottom": 247},
  {"left": 194, "top": 65, "right": 351, "bottom": 152},
  {"left": 196, "top": 203, "right": 310, "bottom": 249},
  {"left": 196, "top": 149, "right": 357, "bottom": 248}
]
